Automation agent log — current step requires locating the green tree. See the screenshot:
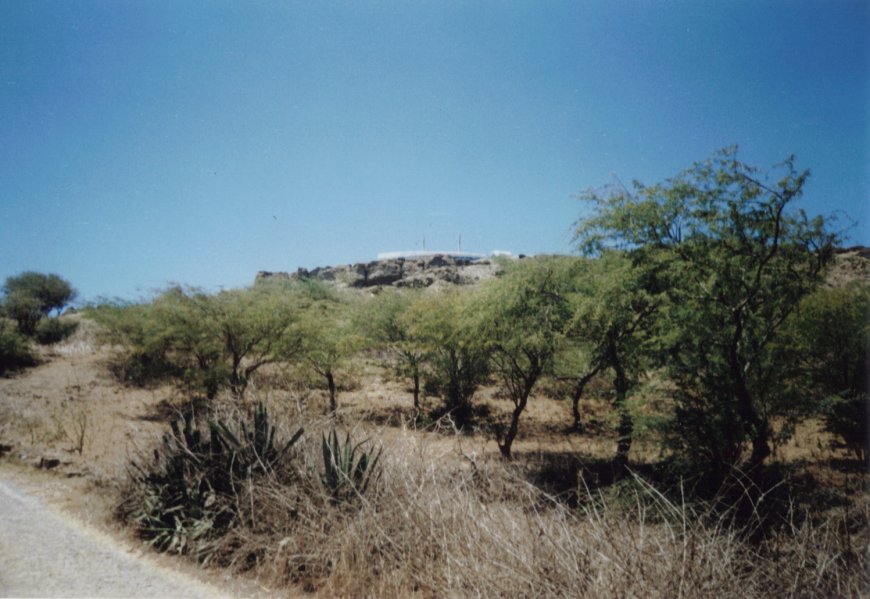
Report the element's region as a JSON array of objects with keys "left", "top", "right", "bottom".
[
  {"left": 791, "top": 282, "right": 869, "bottom": 462},
  {"left": 406, "top": 289, "right": 488, "bottom": 428},
  {"left": 564, "top": 253, "right": 659, "bottom": 472},
  {"left": 295, "top": 288, "right": 363, "bottom": 414},
  {"left": 361, "top": 289, "right": 428, "bottom": 410},
  {"left": 92, "top": 284, "right": 304, "bottom": 399},
  {"left": 87, "top": 301, "right": 180, "bottom": 386},
  {"left": 2, "top": 272, "right": 76, "bottom": 335},
  {"left": 475, "top": 257, "right": 576, "bottom": 458},
  {"left": 576, "top": 148, "right": 835, "bottom": 474}
]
